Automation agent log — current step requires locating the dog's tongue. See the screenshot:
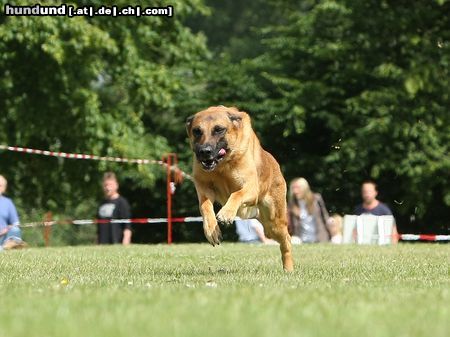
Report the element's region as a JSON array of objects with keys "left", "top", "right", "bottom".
[{"left": 218, "top": 148, "right": 226, "bottom": 156}]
